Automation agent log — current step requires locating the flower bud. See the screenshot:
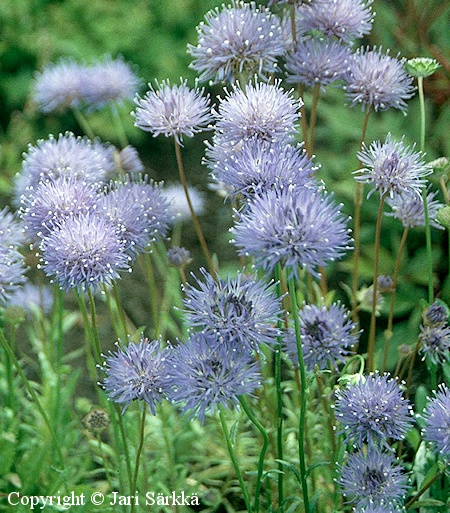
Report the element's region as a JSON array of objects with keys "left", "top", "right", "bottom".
[{"left": 405, "top": 57, "right": 440, "bottom": 78}]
